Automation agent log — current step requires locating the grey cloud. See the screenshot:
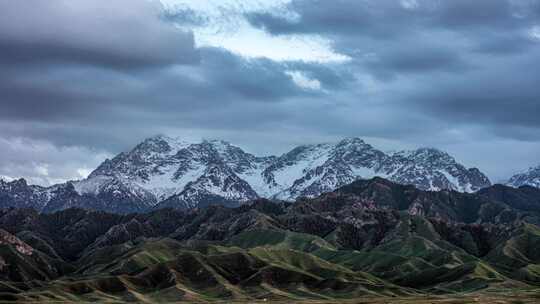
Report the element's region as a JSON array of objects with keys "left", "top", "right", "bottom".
[
  {"left": 0, "top": 43, "right": 334, "bottom": 151},
  {"left": 429, "top": 0, "right": 519, "bottom": 29},
  {"left": 246, "top": 0, "right": 540, "bottom": 136},
  {"left": 0, "top": 0, "right": 198, "bottom": 69},
  {"left": 0, "top": 137, "right": 110, "bottom": 186},
  {"left": 247, "top": 0, "right": 424, "bottom": 38},
  {"left": 2, "top": 0, "right": 540, "bottom": 184},
  {"left": 408, "top": 55, "right": 540, "bottom": 132},
  {"left": 195, "top": 48, "right": 309, "bottom": 101},
  {"left": 360, "top": 43, "right": 471, "bottom": 80},
  {"left": 248, "top": 0, "right": 540, "bottom": 36},
  {"left": 247, "top": 0, "right": 540, "bottom": 68},
  {"left": 472, "top": 33, "right": 537, "bottom": 55},
  {"left": 163, "top": 6, "right": 209, "bottom": 26}
]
